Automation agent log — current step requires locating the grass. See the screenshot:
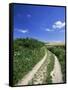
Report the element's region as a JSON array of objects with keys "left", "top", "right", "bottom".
[
  {"left": 13, "top": 38, "right": 65, "bottom": 85},
  {"left": 45, "top": 51, "right": 54, "bottom": 84},
  {"left": 13, "top": 38, "right": 46, "bottom": 85},
  {"left": 47, "top": 45, "right": 66, "bottom": 82}
]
